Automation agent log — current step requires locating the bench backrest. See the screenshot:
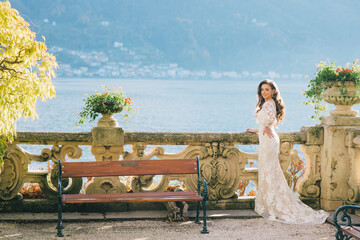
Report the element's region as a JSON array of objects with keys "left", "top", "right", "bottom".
[{"left": 61, "top": 159, "right": 199, "bottom": 178}]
